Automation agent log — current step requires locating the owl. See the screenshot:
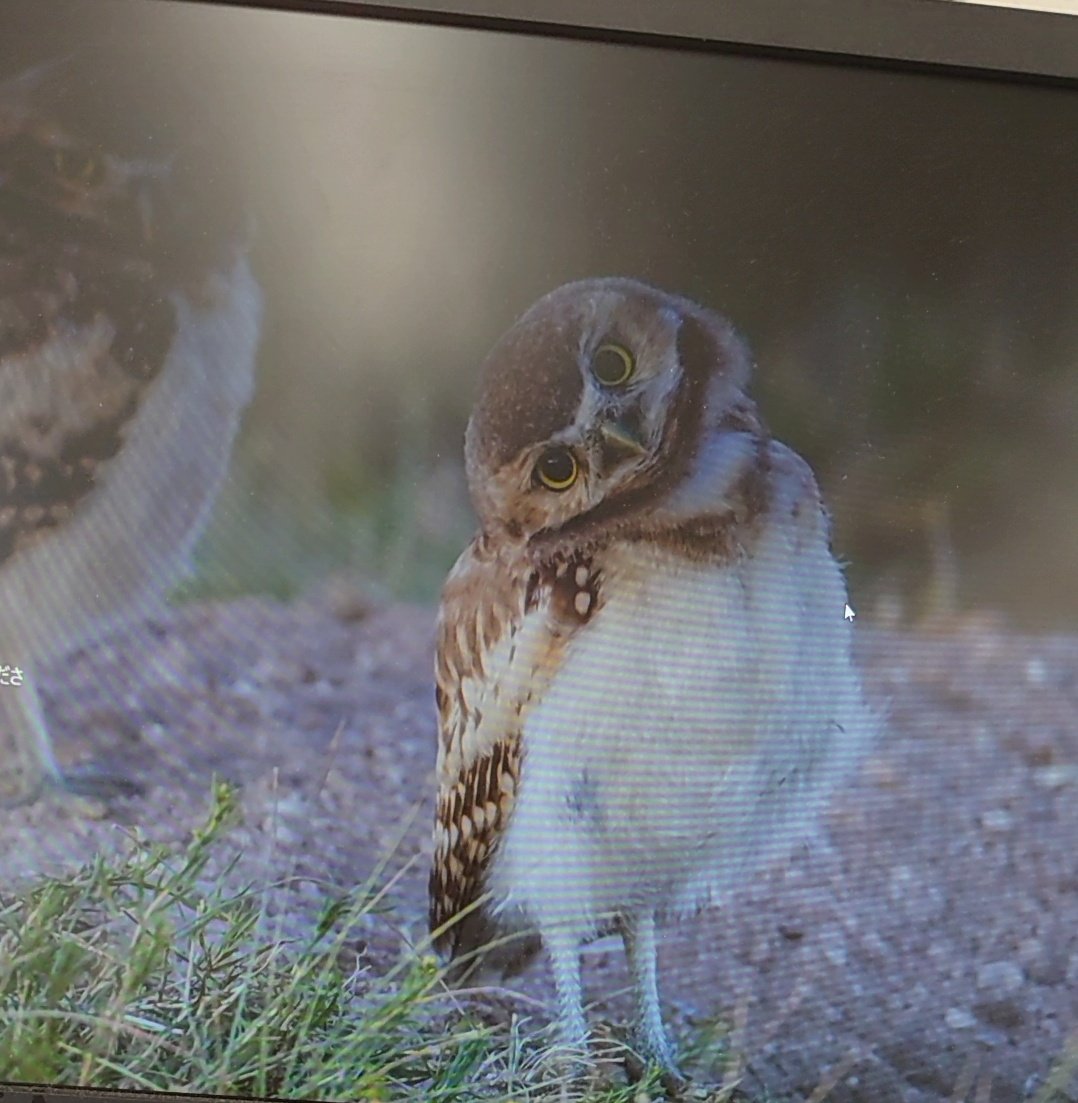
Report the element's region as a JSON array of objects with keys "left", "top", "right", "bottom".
[
  {"left": 428, "top": 278, "right": 876, "bottom": 1088},
  {"left": 0, "top": 55, "right": 261, "bottom": 806}
]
